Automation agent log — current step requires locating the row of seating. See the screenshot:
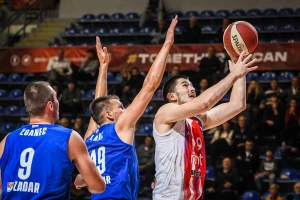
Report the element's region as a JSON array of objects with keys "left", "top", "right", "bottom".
[
  {"left": 242, "top": 190, "right": 296, "bottom": 200},
  {"left": 79, "top": 8, "right": 300, "bottom": 22},
  {"left": 247, "top": 71, "right": 300, "bottom": 82}
]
